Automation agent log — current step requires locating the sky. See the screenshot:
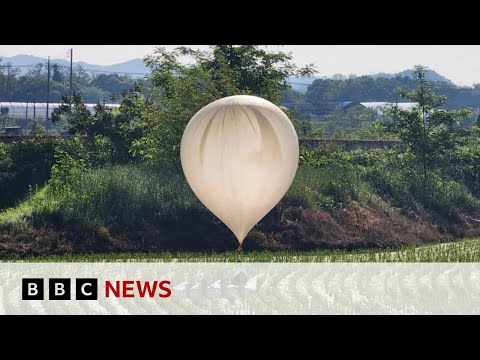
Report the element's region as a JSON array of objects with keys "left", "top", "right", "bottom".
[{"left": 1, "top": 45, "right": 480, "bottom": 86}]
